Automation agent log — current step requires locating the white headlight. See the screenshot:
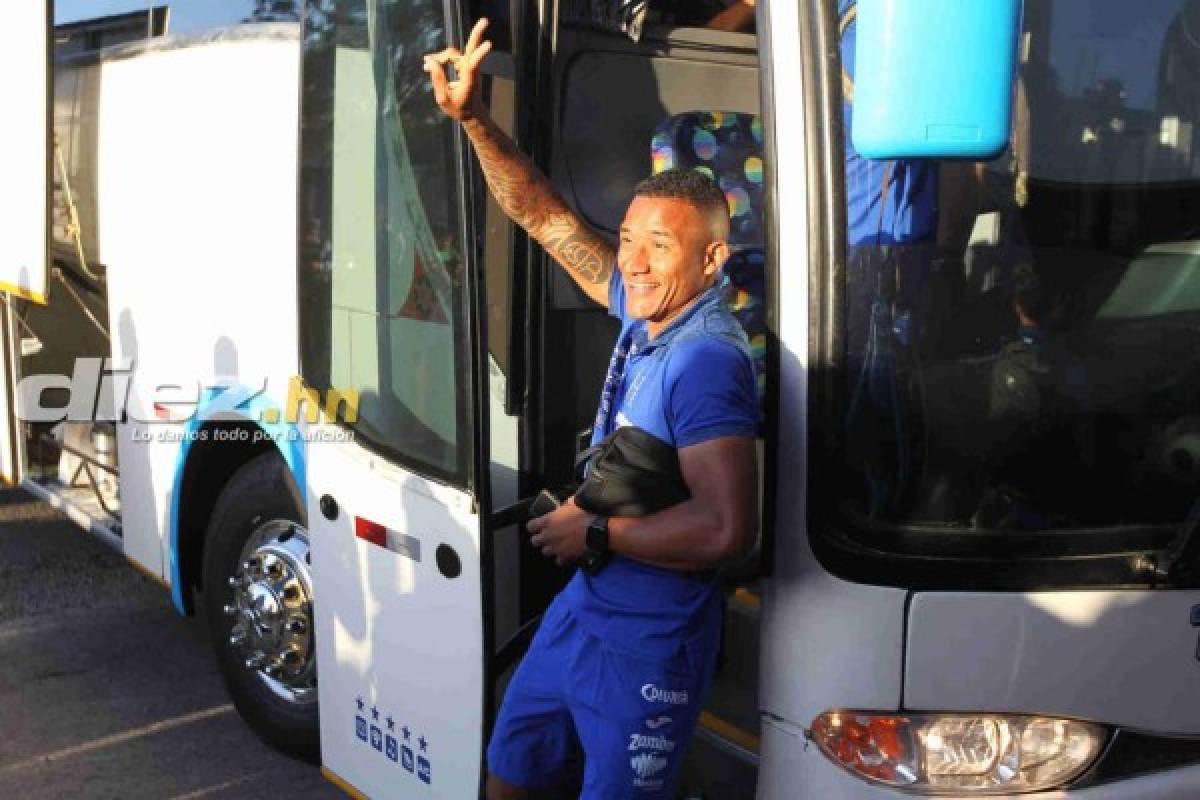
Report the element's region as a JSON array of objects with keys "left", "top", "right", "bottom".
[{"left": 811, "top": 711, "right": 1107, "bottom": 793}]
